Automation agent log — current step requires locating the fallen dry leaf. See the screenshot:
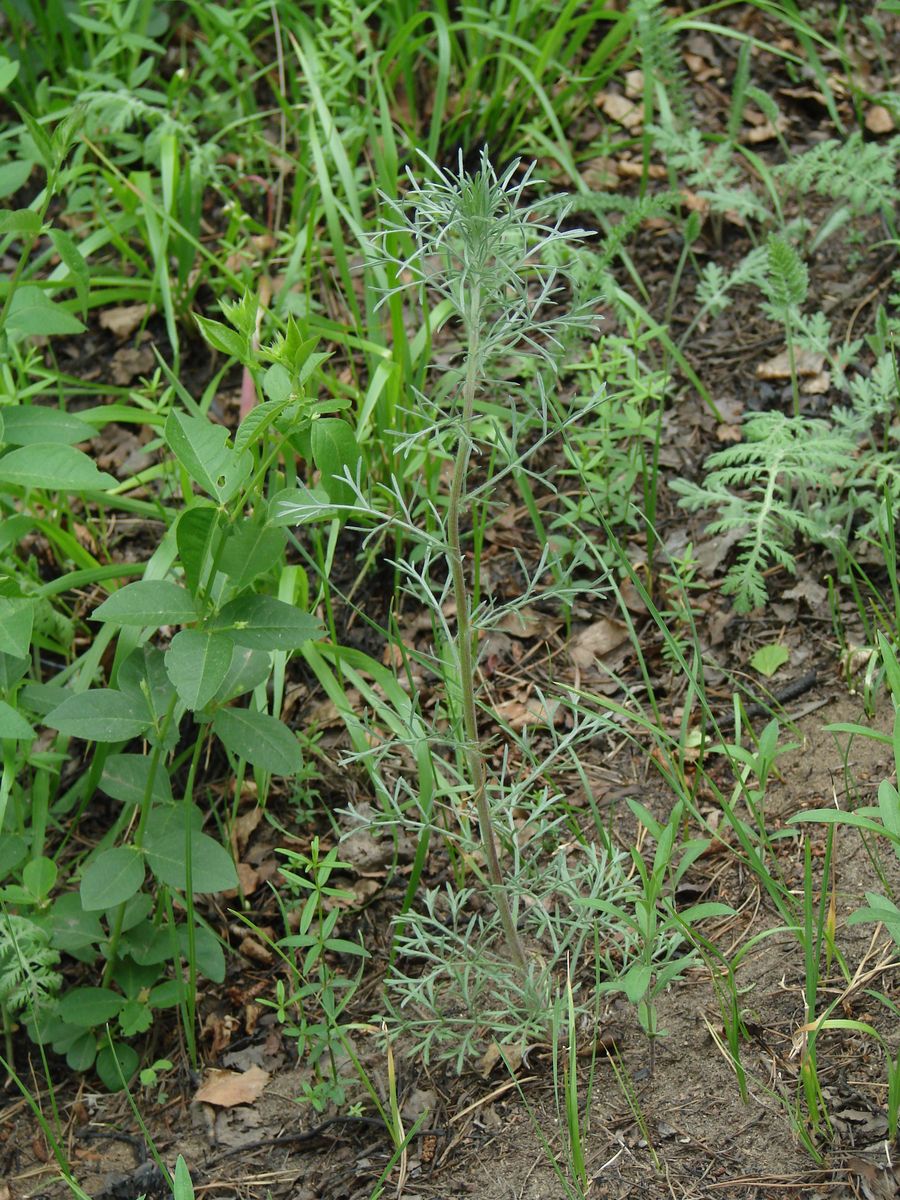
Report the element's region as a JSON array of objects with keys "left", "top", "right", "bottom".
[
  {"left": 493, "top": 694, "right": 557, "bottom": 730},
  {"left": 756, "top": 348, "right": 825, "bottom": 380},
  {"left": 865, "top": 104, "right": 894, "bottom": 134},
  {"left": 496, "top": 606, "right": 561, "bottom": 640},
  {"left": 624, "top": 69, "right": 644, "bottom": 98},
  {"left": 569, "top": 618, "right": 630, "bottom": 669},
  {"left": 238, "top": 935, "right": 272, "bottom": 965},
  {"left": 99, "top": 304, "right": 151, "bottom": 339},
  {"left": 478, "top": 1041, "right": 523, "bottom": 1078},
  {"left": 230, "top": 806, "right": 262, "bottom": 857},
  {"left": 194, "top": 1065, "right": 269, "bottom": 1108},
  {"left": 597, "top": 91, "right": 642, "bottom": 130},
  {"left": 110, "top": 344, "right": 156, "bottom": 385},
  {"left": 801, "top": 370, "right": 830, "bottom": 394}
]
